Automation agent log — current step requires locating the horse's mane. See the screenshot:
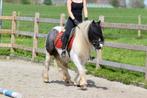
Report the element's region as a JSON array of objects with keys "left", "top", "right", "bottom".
[
  {"left": 72, "top": 21, "right": 92, "bottom": 59},
  {"left": 75, "top": 20, "right": 92, "bottom": 44}
]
